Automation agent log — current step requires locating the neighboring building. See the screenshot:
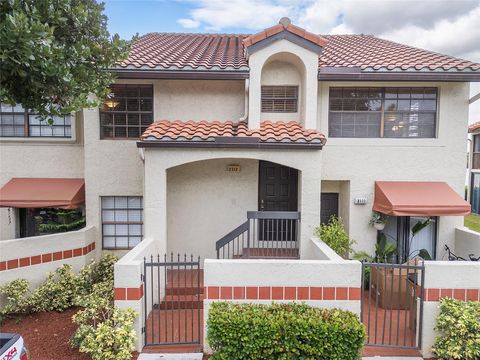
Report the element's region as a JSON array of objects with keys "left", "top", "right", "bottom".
[
  {"left": 468, "top": 121, "right": 480, "bottom": 214},
  {"left": 1, "top": 17, "right": 479, "bottom": 262}
]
